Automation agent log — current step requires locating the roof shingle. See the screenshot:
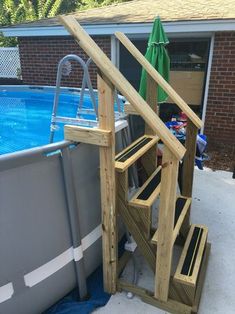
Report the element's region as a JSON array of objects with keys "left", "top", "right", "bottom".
[{"left": 7, "top": 0, "right": 235, "bottom": 28}]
